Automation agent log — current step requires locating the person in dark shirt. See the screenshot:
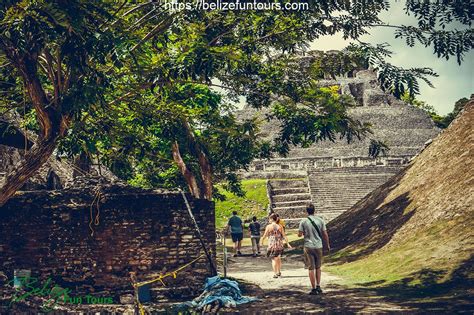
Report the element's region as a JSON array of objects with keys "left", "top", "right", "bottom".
[
  {"left": 227, "top": 211, "right": 244, "bottom": 257},
  {"left": 248, "top": 216, "right": 261, "bottom": 257}
]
